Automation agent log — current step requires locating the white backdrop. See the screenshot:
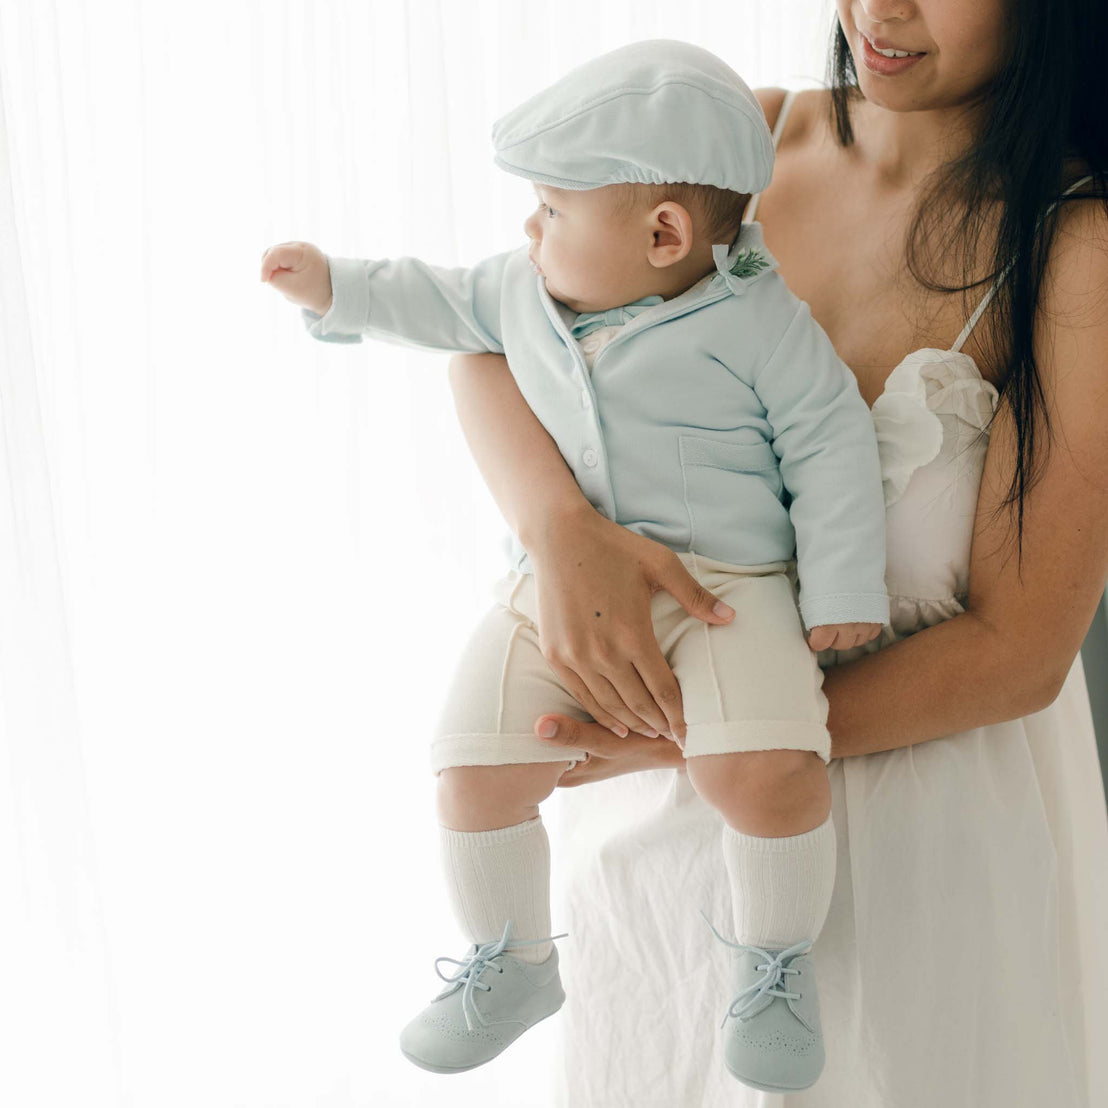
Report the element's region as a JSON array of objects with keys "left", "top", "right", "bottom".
[{"left": 0, "top": 2, "right": 831, "bottom": 1105}]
